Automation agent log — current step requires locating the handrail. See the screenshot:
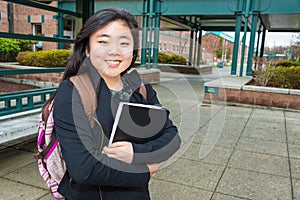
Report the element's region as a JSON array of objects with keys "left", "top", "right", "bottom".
[
  {"left": 0, "top": 87, "right": 57, "bottom": 117},
  {"left": 0, "top": 68, "right": 64, "bottom": 117},
  {"left": 0, "top": 68, "right": 65, "bottom": 76}
]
